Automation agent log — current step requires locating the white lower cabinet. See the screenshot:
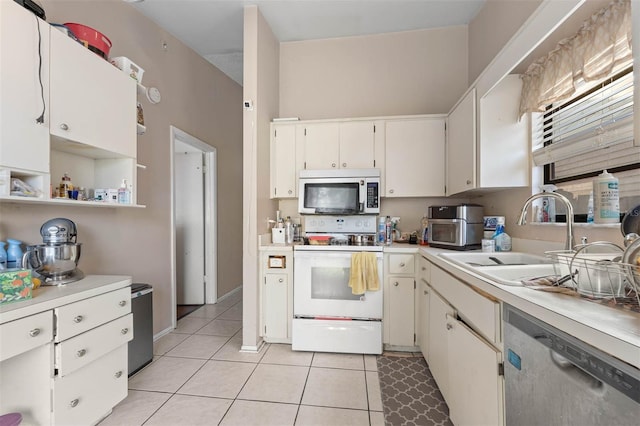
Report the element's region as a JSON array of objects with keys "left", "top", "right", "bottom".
[
  {"left": 0, "top": 311, "right": 54, "bottom": 425},
  {"left": 427, "top": 290, "right": 455, "bottom": 402},
  {"left": 260, "top": 249, "right": 293, "bottom": 343},
  {"left": 446, "top": 315, "right": 502, "bottom": 426},
  {"left": 384, "top": 252, "right": 417, "bottom": 348},
  {"left": 53, "top": 344, "right": 128, "bottom": 426},
  {"left": 427, "top": 261, "right": 504, "bottom": 425},
  {"left": 0, "top": 280, "right": 132, "bottom": 425},
  {"left": 386, "top": 276, "right": 415, "bottom": 346}
]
